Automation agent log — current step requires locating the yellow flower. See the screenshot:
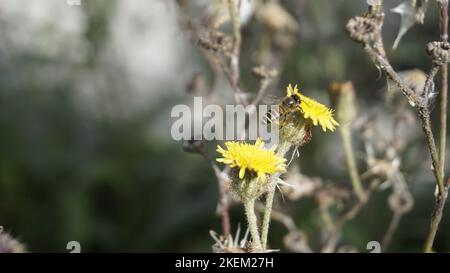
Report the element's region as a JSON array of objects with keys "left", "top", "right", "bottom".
[
  {"left": 287, "top": 84, "right": 339, "bottom": 132},
  {"left": 216, "top": 138, "right": 287, "bottom": 183}
]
